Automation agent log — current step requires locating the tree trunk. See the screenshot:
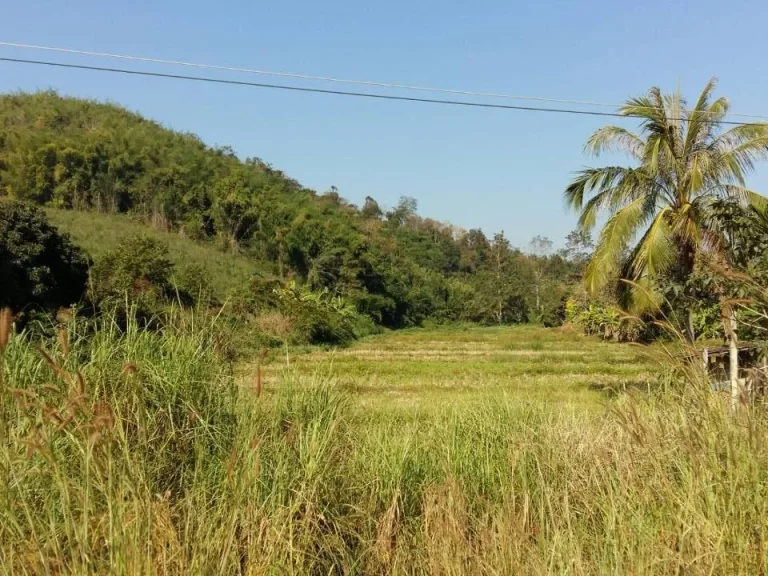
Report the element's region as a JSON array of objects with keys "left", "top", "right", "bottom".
[
  {"left": 496, "top": 250, "right": 502, "bottom": 325},
  {"left": 681, "top": 246, "right": 697, "bottom": 344}
]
